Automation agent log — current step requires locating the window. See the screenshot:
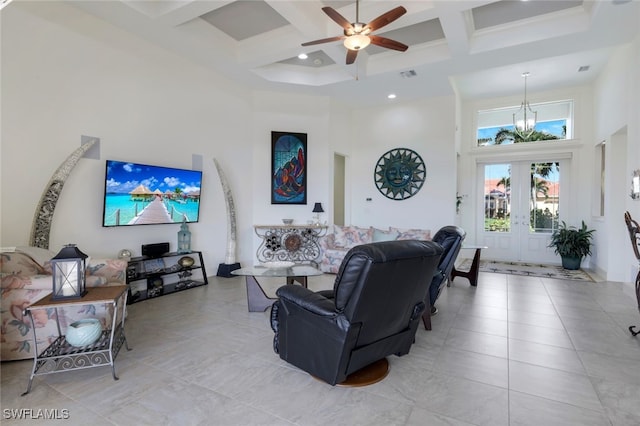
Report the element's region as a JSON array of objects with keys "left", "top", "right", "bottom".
[
  {"left": 477, "top": 100, "right": 573, "bottom": 147},
  {"left": 594, "top": 141, "right": 605, "bottom": 217}
]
